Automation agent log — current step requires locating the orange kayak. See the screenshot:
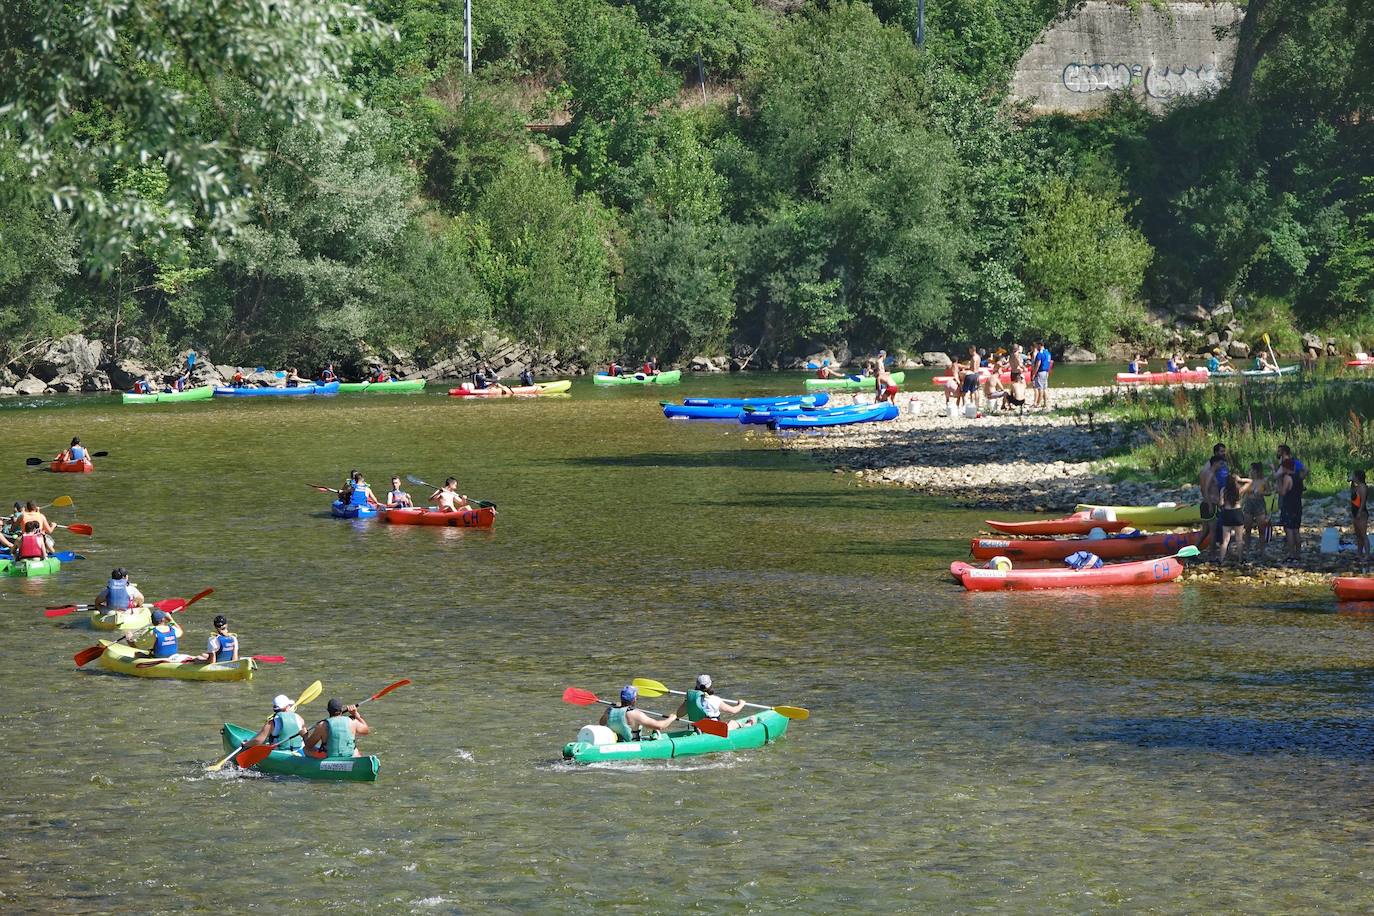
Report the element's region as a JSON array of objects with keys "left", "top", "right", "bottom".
[
  {"left": 970, "top": 529, "right": 1210, "bottom": 561},
  {"left": 50, "top": 457, "right": 93, "bottom": 473},
  {"left": 382, "top": 506, "right": 496, "bottom": 528},
  {"left": 951, "top": 556, "right": 1186, "bottom": 591},
  {"left": 985, "top": 515, "right": 1130, "bottom": 536},
  {"left": 1332, "top": 577, "right": 1374, "bottom": 600}
]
